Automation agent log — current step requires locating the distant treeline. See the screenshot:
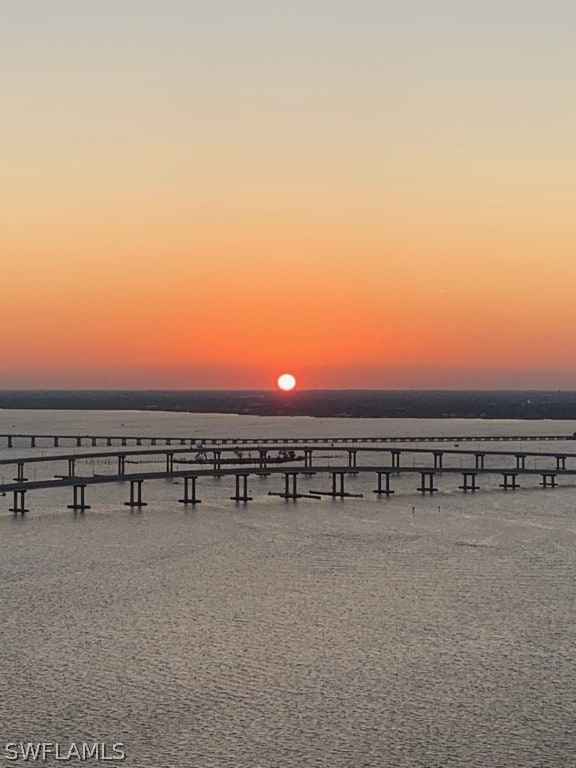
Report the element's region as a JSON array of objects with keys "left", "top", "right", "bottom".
[{"left": 1, "top": 390, "right": 576, "bottom": 420}]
